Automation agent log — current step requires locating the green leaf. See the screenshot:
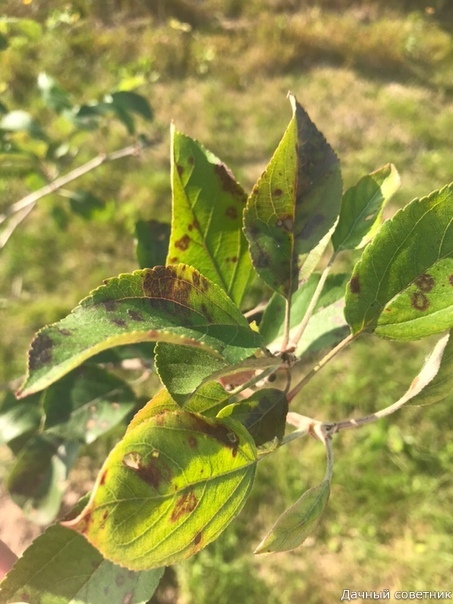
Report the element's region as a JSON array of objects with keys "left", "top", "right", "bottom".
[
  {"left": 68, "top": 189, "right": 105, "bottom": 219},
  {"left": 63, "top": 410, "right": 257, "bottom": 570},
  {"left": 135, "top": 219, "right": 170, "bottom": 269},
  {"left": 43, "top": 365, "right": 137, "bottom": 444},
  {"left": 255, "top": 480, "right": 330, "bottom": 554},
  {"left": 295, "top": 299, "right": 349, "bottom": 357},
  {"left": 345, "top": 184, "right": 453, "bottom": 340},
  {"left": 218, "top": 389, "right": 288, "bottom": 446},
  {"left": 0, "top": 391, "right": 42, "bottom": 447},
  {"left": 167, "top": 127, "right": 253, "bottom": 306},
  {"left": 243, "top": 94, "right": 342, "bottom": 298},
  {"left": 332, "top": 164, "right": 400, "bottom": 251},
  {"left": 155, "top": 343, "right": 227, "bottom": 404},
  {"left": 110, "top": 91, "right": 154, "bottom": 121},
  {"left": 18, "top": 265, "right": 262, "bottom": 398},
  {"left": 38, "top": 72, "right": 73, "bottom": 113},
  {"left": 260, "top": 273, "right": 349, "bottom": 351},
  {"left": 408, "top": 330, "right": 453, "bottom": 406},
  {"left": 0, "top": 512, "right": 163, "bottom": 603},
  {"left": 6, "top": 434, "right": 80, "bottom": 524}
]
